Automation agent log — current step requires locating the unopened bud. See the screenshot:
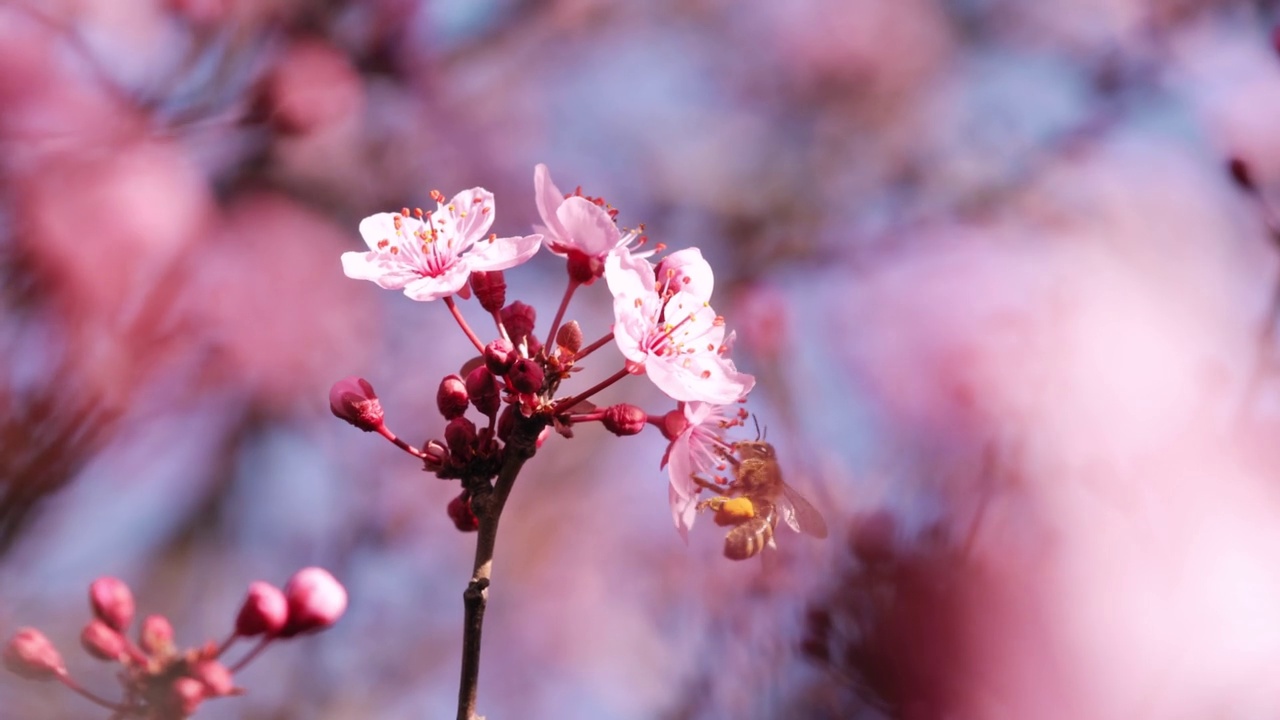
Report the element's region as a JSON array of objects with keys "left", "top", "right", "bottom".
[
  {"left": 170, "top": 677, "right": 206, "bottom": 716},
  {"left": 508, "top": 358, "right": 545, "bottom": 394},
  {"left": 80, "top": 619, "right": 126, "bottom": 662},
  {"left": 192, "top": 660, "right": 235, "bottom": 696},
  {"left": 236, "top": 582, "right": 288, "bottom": 638},
  {"left": 329, "top": 377, "right": 384, "bottom": 432},
  {"left": 437, "top": 374, "right": 469, "bottom": 420},
  {"left": 4, "top": 629, "right": 64, "bottom": 680},
  {"left": 89, "top": 577, "right": 134, "bottom": 632},
  {"left": 447, "top": 492, "right": 479, "bottom": 532},
  {"left": 602, "top": 404, "right": 648, "bottom": 436},
  {"left": 280, "top": 568, "right": 348, "bottom": 638},
  {"left": 565, "top": 249, "right": 597, "bottom": 284},
  {"left": 139, "top": 615, "right": 174, "bottom": 656},
  {"left": 470, "top": 270, "right": 507, "bottom": 313},
  {"left": 500, "top": 301, "right": 536, "bottom": 343},
  {"left": 659, "top": 409, "right": 688, "bottom": 442},
  {"left": 484, "top": 338, "right": 517, "bottom": 375},
  {"left": 445, "top": 417, "right": 478, "bottom": 459},
  {"left": 555, "top": 320, "right": 583, "bottom": 354},
  {"left": 465, "top": 366, "right": 501, "bottom": 417}
]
